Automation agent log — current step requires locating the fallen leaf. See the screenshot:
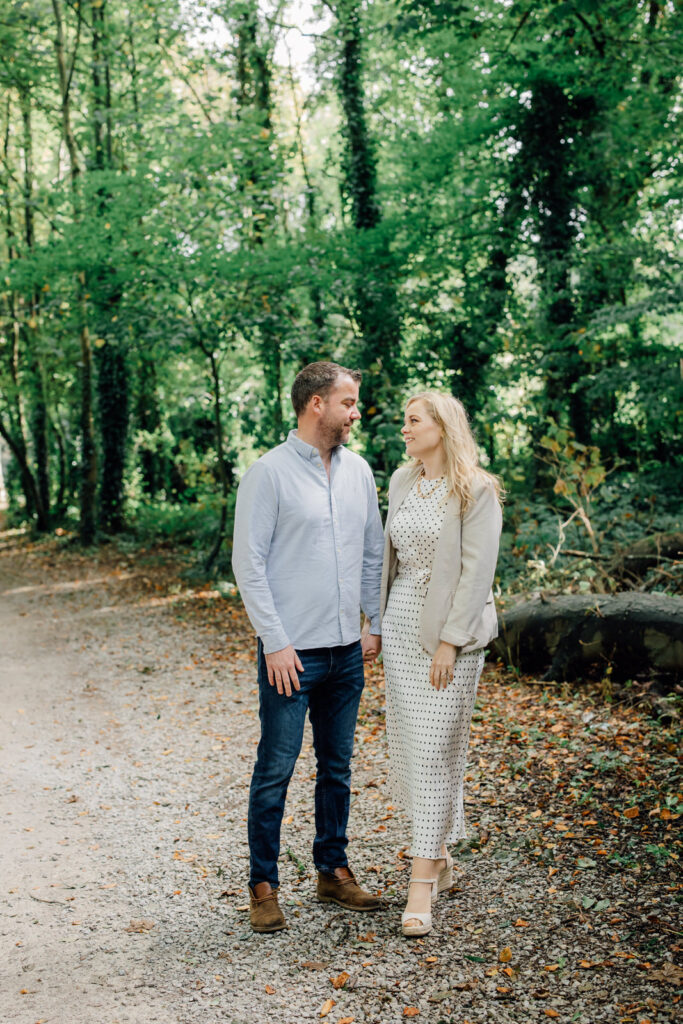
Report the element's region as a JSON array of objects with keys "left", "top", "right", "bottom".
[
  {"left": 265, "top": 984, "right": 276, "bottom": 995},
  {"left": 624, "top": 806, "right": 639, "bottom": 819},
  {"left": 499, "top": 947, "right": 512, "bottom": 962},
  {"left": 320, "top": 999, "right": 336, "bottom": 1017},
  {"left": 331, "top": 971, "right": 350, "bottom": 989},
  {"left": 301, "top": 961, "right": 330, "bottom": 970},
  {"left": 513, "top": 918, "right": 529, "bottom": 927},
  {"left": 427, "top": 990, "right": 451, "bottom": 1003},
  {"left": 403, "top": 1010, "right": 420, "bottom": 1018},
  {"left": 579, "top": 960, "right": 598, "bottom": 968},
  {"left": 338, "top": 1018, "right": 355, "bottom": 1024},
  {"left": 544, "top": 1012, "right": 560, "bottom": 1019},
  {"left": 357, "top": 931, "right": 376, "bottom": 943},
  {"left": 650, "top": 962, "right": 683, "bottom": 985},
  {"left": 544, "top": 963, "right": 559, "bottom": 972},
  {"left": 124, "top": 918, "right": 155, "bottom": 933}
]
